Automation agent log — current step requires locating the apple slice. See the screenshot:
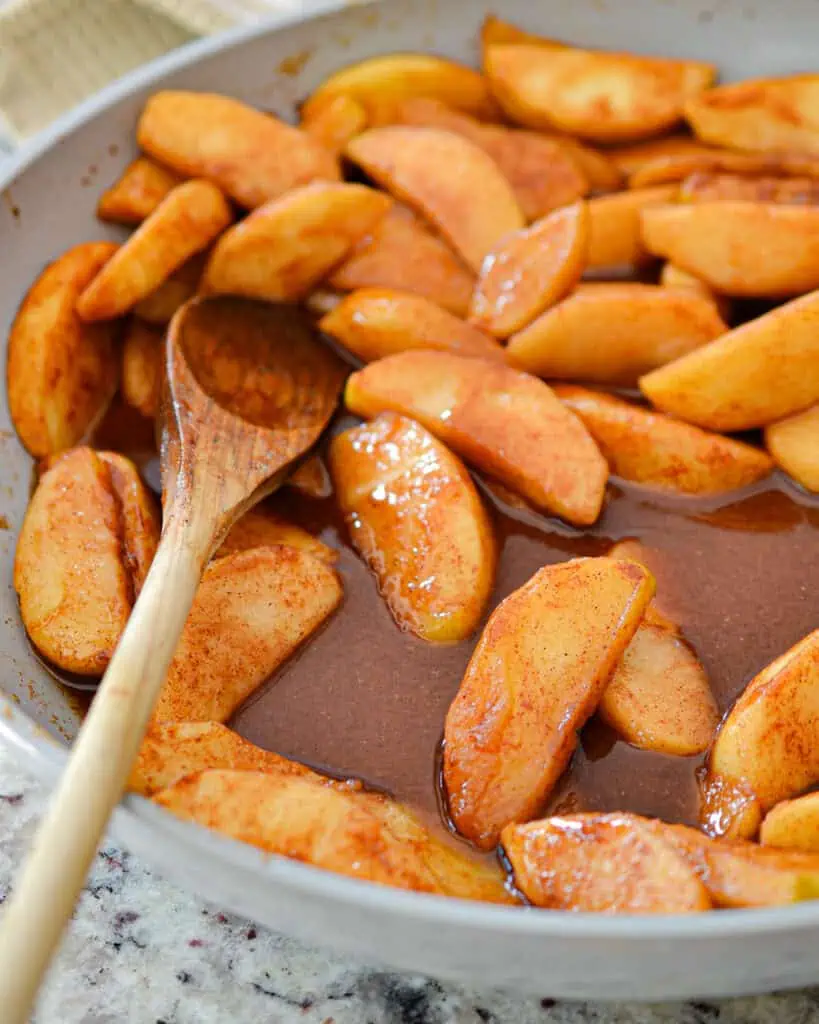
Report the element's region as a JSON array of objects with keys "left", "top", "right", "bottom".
[
  {"left": 130, "top": 722, "right": 319, "bottom": 796},
  {"left": 320, "top": 288, "right": 505, "bottom": 363},
  {"left": 216, "top": 506, "right": 336, "bottom": 564},
  {"left": 659, "top": 261, "right": 731, "bottom": 320},
  {"left": 137, "top": 90, "right": 339, "bottom": 208},
  {"left": 508, "top": 283, "right": 725, "bottom": 386},
  {"left": 388, "top": 97, "right": 588, "bottom": 221},
  {"left": 345, "top": 350, "right": 608, "bottom": 525},
  {"left": 641, "top": 201, "right": 819, "bottom": 297},
  {"left": 761, "top": 794, "right": 819, "bottom": 853},
  {"left": 122, "top": 319, "right": 163, "bottom": 420},
  {"left": 765, "top": 404, "right": 819, "bottom": 493},
  {"left": 469, "top": 201, "right": 589, "bottom": 338},
  {"left": 300, "top": 94, "right": 368, "bottom": 155},
  {"left": 329, "top": 414, "right": 495, "bottom": 643},
  {"left": 680, "top": 172, "right": 819, "bottom": 205},
  {"left": 202, "top": 183, "right": 391, "bottom": 303},
  {"left": 502, "top": 813, "right": 710, "bottom": 912},
  {"left": 329, "top": 204, "right": 475, "bottom": 317},
  {"left": 684, "top": 75, "right": 819, "bottom": 155},
  {"left": 485, "top": 42, "right": 714, "bottom": 142},
  {"left": 154, "top": 770, "right": 513, "bottom": 902},
  {"left": 443, "top": 557, "right": 654, "bottom": 848},
  {"left": 152, "top": 546, "right": 342, "bottom": 724},
  {"left": 97, "top": 156, "right": 184, "bottom": 225},
  {"left": 555, "top": 384, "right": 773, "bottom": 495},
  {"left": 133, "top": 252, "right": 206, "bottom": 326},
  {"left": 701, "top": 629, "right": 819, "bottom": 838},
  {"left": 346, "top": 127, "right": 524, "bottom": 272},
  {"left": 302, "top": 54, "right": 499, "bottom": 124},
  {"left": 77, "top": 180, "right": 232, "bottom": 320},
  {"left": 607, "top": 135, "right": 720, "bottom": 177},
  {"left": 640, "top": 288, "right": 819, "bottom": 431},
  {"left": 631, "top": 150, "right": 819, "bottom": 188},
  {"left": 586, "top": 185, "right": 676, "bottom": 270}
]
